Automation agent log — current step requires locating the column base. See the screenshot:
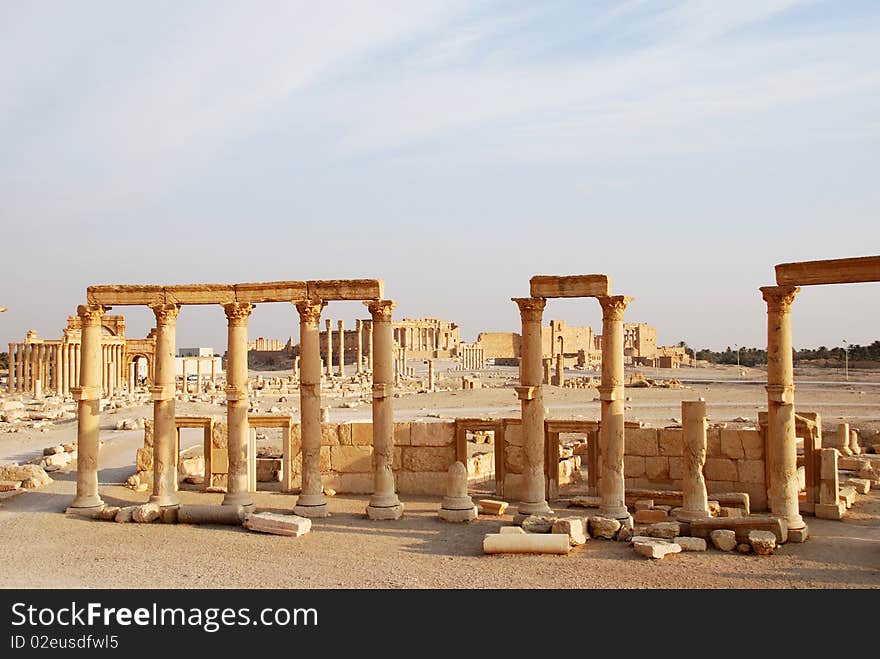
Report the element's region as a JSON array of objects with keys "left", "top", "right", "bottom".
[
  {"left": 599, "top": 504, "right": 630, "bottom": 521},
  {"left": 787, "top": 525, "right": 809, "bottom": 543},
  {"left": 293, "top": 503, "right": 330, "bottom": 519},
  {"left": 149, "top": 494, "right": 180, "bottom": 508},
  {"left": 439, "top": 506, "right": 478, "bottom": 523},
  {"left": 221, "top": 492, "right": 255, "bottom": 508},
  {"left": 366, "top": 503, "right": 404, "bottom": 520},
  {"left": 676, "top": 508, "right": 711, "bottom": 522},
  {"left": 68, "top": 495, "right": 105, "bottom": 511},
  {"left": 65, "top": 503, "right": 105, "bottom": 519},
  {"left": 515, "top": 500, "right": 553, "bottom": 518}
]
